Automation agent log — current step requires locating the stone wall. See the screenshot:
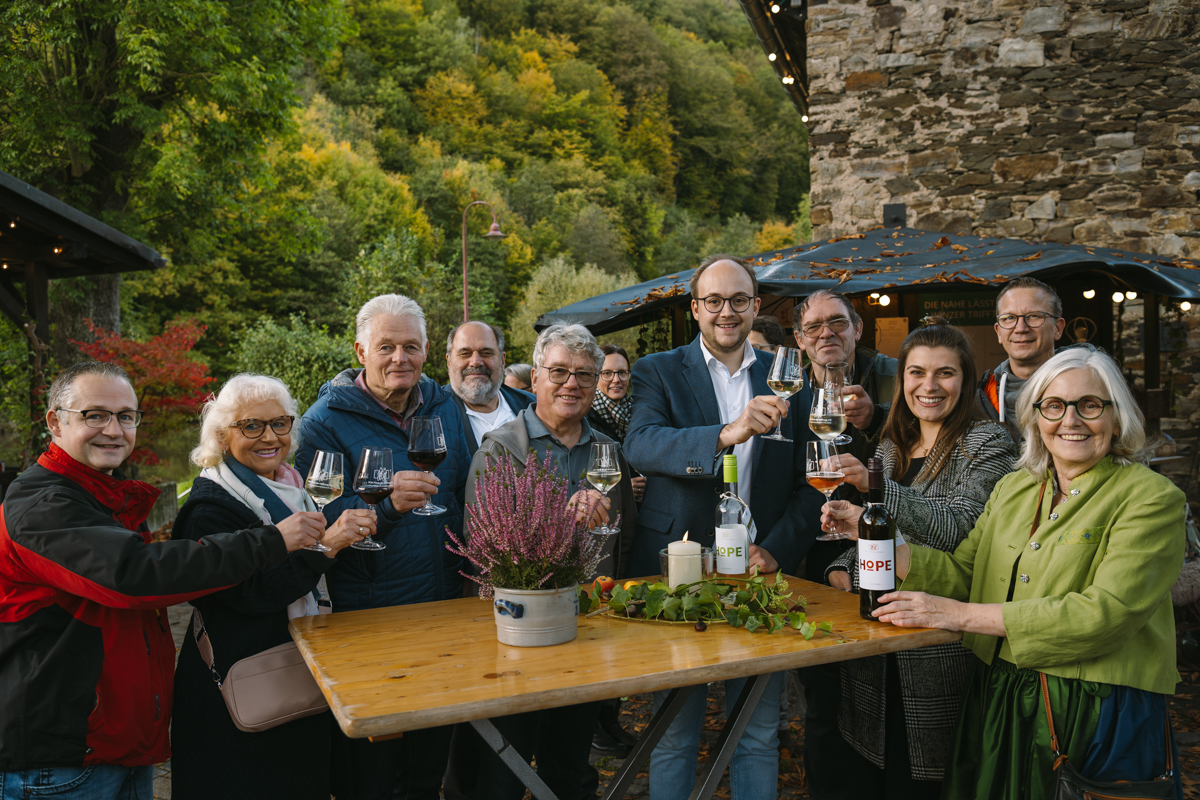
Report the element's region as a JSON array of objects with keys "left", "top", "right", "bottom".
[{"left": 806, "top": 0, "right": 1200, "bottom": 257}]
